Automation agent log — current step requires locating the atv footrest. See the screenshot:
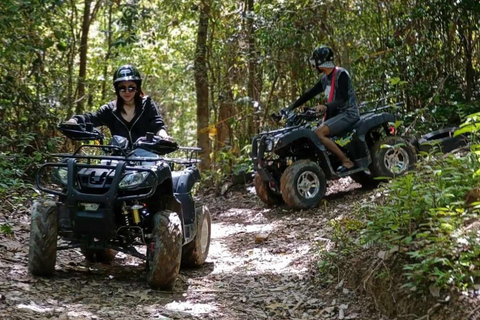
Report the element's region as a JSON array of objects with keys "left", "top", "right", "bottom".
[{"left": 336, "top": 167, "right": 368, "bottom": 178}]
